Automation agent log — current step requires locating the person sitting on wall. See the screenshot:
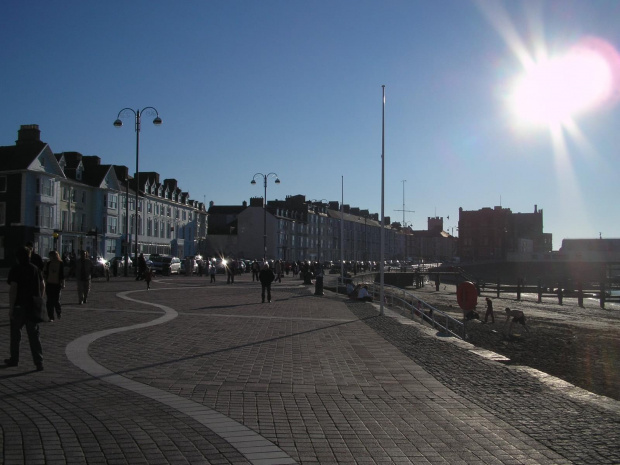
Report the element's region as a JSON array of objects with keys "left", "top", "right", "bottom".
[
  {"left": 346, "top": 281, "right": 355, "bottom": 297},
  {"left": 356, "top": 285, "right": 373, "bottom": 302}
]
